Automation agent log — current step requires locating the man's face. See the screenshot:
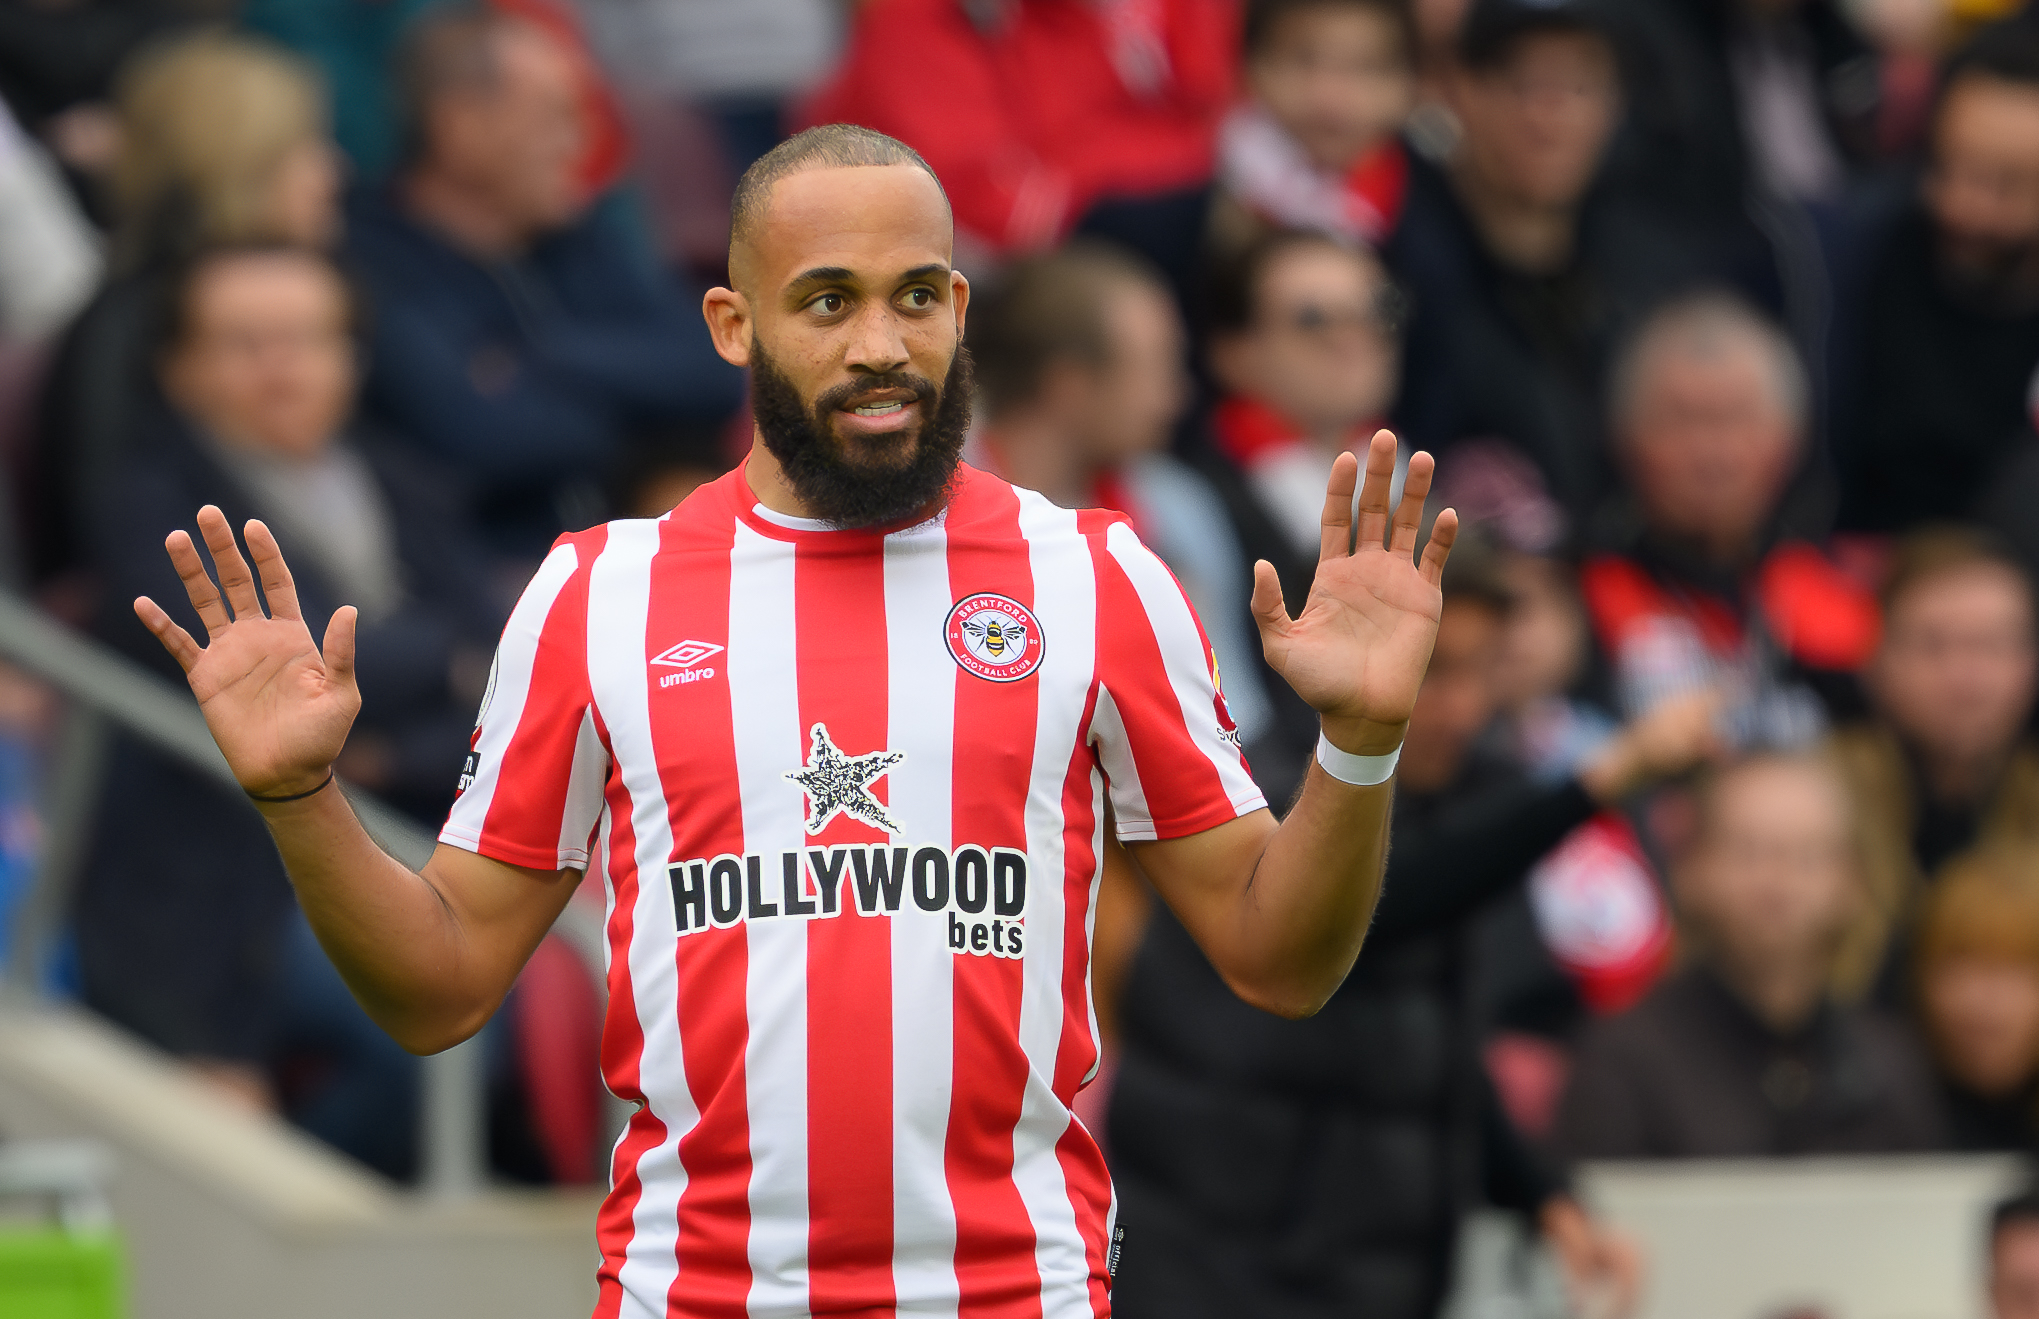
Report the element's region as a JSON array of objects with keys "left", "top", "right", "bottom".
[
  {"left": 1066, "top": 281, "right": 1188, "bottom": 467},
  {"left": 1872, "top": 565, "right": 2038, "bottom": 772},
  {"left": 1621, "top": 340, "right": 1799, "bottom": 560},
  {"left": 1677, "top": 762, "right": 1857, "bottom": 978},
  {"left": 1926, "top": 74, "right": 2039, "bottom": 288},
  {"left": 1398, "top": 598, "right": 1506, "bottom": 793},
  {"left": 1211, "top": 242, "right": 1399, "bottom": 434},
  {"left": 1996, "top": 1223, "right": 2039, "bottom": 1319},
  {"left": 162, "top": 253, "right": 355, "bottom": 461},
  {"left": 426, "top": 23, "right": 586, "bottom": 240},
  {"left": 1249, "top": 3, "right": 1415, "bottom": 174},
  {"left": 1450, "top": 31, "right": 1621, "bottom": 211},
  {"left": 710, "top": 164, "right": 971, "bottom": 526}
]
